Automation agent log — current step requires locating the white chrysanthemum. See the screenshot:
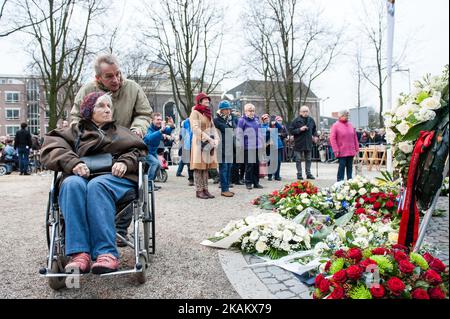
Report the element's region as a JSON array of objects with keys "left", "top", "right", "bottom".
[
  {"left": 398, "top": 141, "right": 414, "bottom": 154},
  {"left": 300, "top": 193, "right": 308, "bottom": 199},
  {"left": 255, "top": 240, "right": 268, "bottom": 253},
  {"left": 296, "top": 204, "right": 304, "bottom": 212},
  {"left": 301, "top": 198, "right": 311, "bottom": 205},
  {"left": 396, "top": 122, "right": 410, "bottom": 135},
  {"left": 314, "top": 242, "right": 330, "bottom": 255},
  {"left": 371, "top": 187, "right": 380, "bottom": 194},
  {"left": 420, "top": 96, "right": 441, "bottom": 110},
  {"left": 358, "top": 188, "right": 367, "bottom": 196}
]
